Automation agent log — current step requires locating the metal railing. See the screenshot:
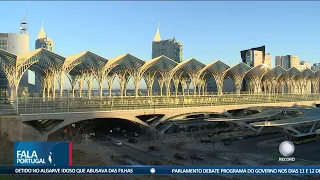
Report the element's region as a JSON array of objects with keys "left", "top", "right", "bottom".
[{"left": 0, "top": 93, "right": 317, "bottom": 115}]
